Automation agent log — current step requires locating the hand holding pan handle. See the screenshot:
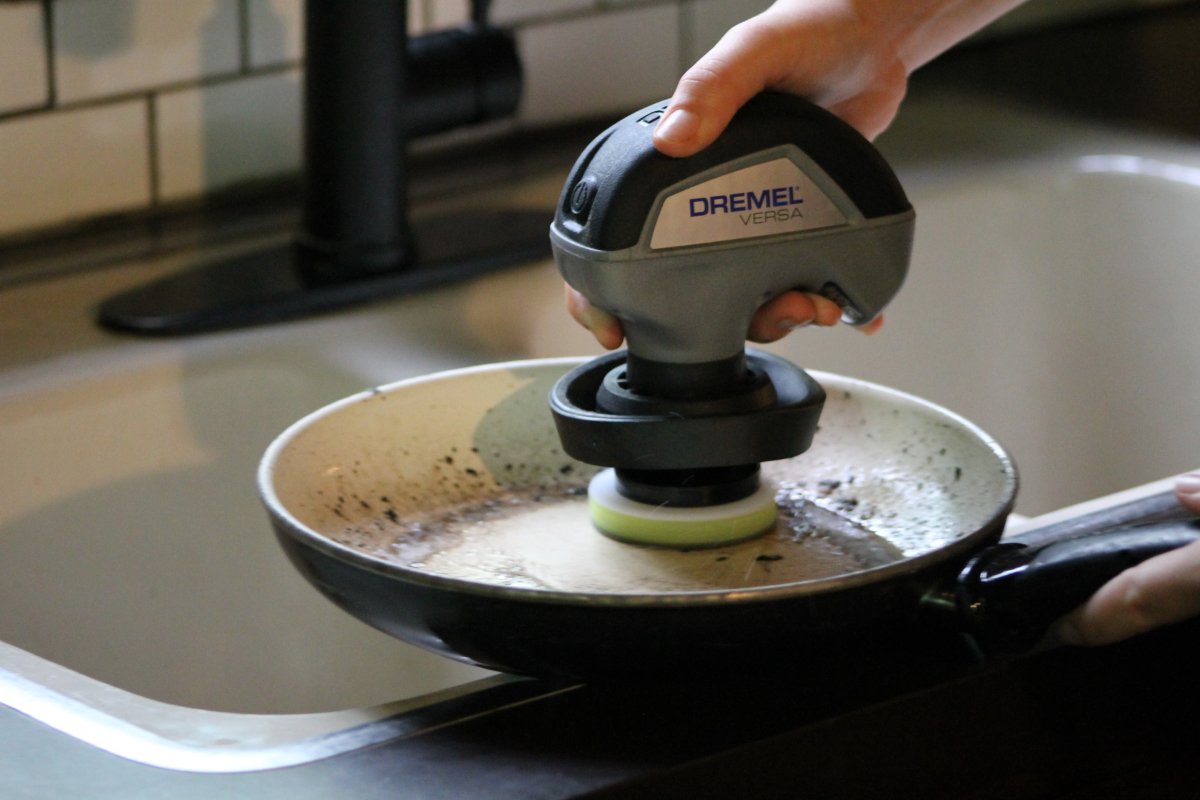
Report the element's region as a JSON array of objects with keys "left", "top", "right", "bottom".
[{"left": 945, "top": 490, "right": 1200, "bottom": 652}]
